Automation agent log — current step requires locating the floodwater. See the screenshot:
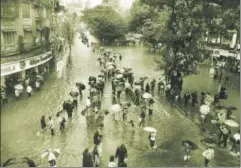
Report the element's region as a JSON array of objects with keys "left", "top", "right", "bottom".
[{"left": 1, "top": 35, "right": 240, "bottom": 167}]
